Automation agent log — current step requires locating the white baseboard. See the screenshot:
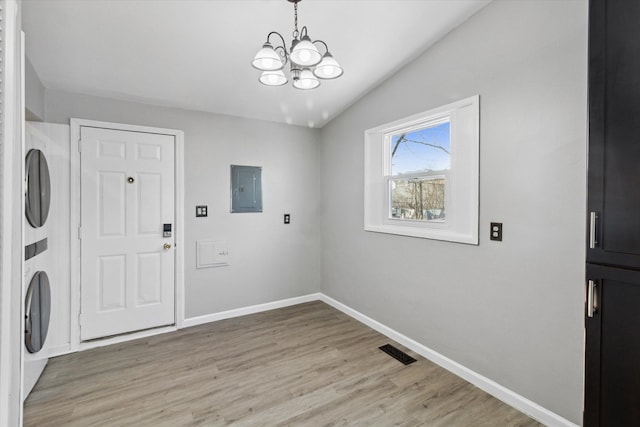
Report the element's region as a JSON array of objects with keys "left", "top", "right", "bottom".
[
  {"left": 317, "top": 294, "right": 578, "bottom": 427},
  {"left": 42, "top": 344, "right": 72, "bottom": 358},
  {"left": 182, "top": 293, "right": 322, "bottom": 328}
]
